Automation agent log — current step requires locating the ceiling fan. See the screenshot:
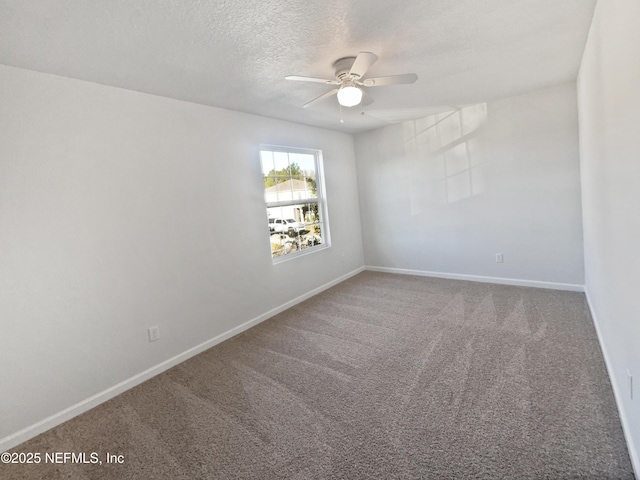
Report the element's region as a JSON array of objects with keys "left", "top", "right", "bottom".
[{"left": 286, "top": 52, "right": 418, "bottom": 109}]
